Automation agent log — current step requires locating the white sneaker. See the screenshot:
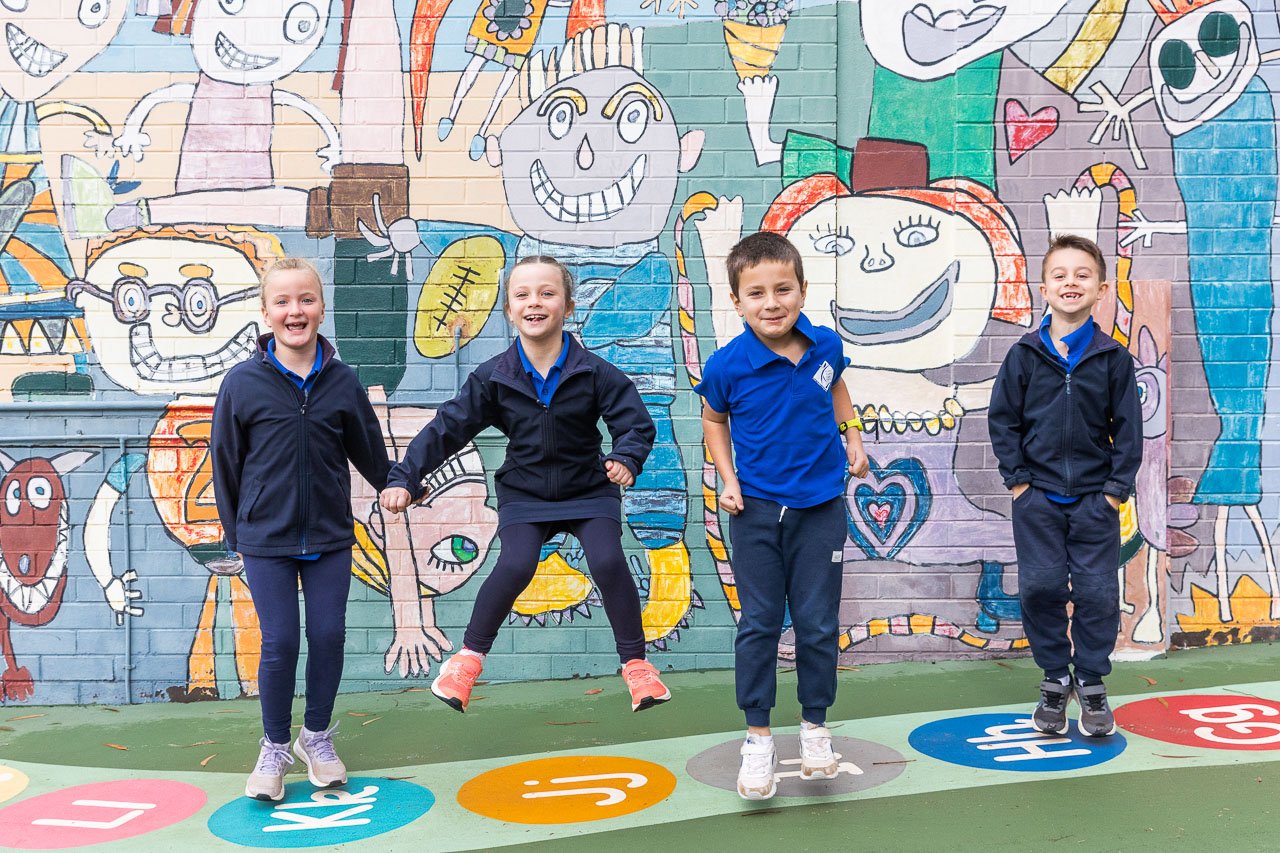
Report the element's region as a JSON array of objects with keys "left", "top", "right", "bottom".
[
  {"left": 799, "top": 724, "right": 838, "bottom": 779},
  {"left": 245, "top": 737, "right": 295, "bottom": 801},
  {"left": 736, "top": 735, "right": 777, "bottom": 800},
  {"left": 293, "top": 723, "right": 348, "bottom": 788}
]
